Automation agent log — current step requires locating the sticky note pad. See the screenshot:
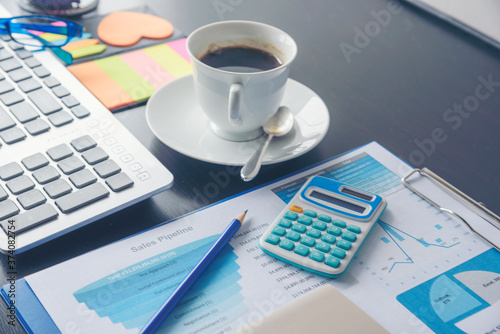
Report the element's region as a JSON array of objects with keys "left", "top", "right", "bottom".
[{"left": 68, "top": 37, "right": 191, "bottom": 111}]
